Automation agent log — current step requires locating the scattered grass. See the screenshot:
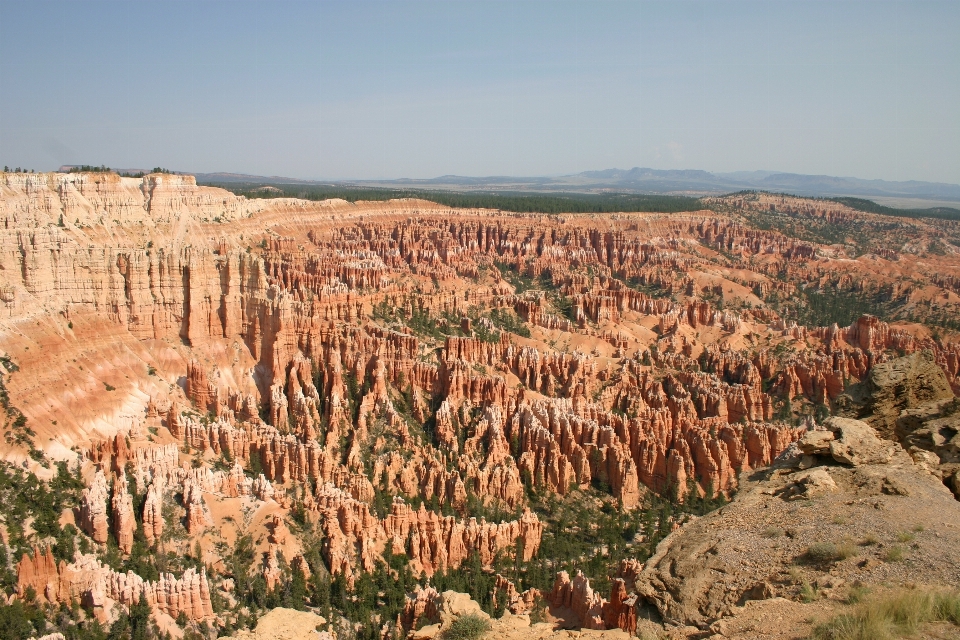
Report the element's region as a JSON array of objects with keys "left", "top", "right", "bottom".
[
  {"left": 442, "top": 613, "right": 491, "bottom": 640},
  {"left": 804, "top": 541, "right": 858, "bottom": 564},
  {"left": 763, "top": 527, "right": 786, "bottom": 538},
  {"left": 832, "top": 515, "right": 848, "bottom": 525},
  {"left": 860, "top": 534, "right": 879, "bottom": 546},
  {"left": 883, "top": 546, "right": 905, "bottom": 562},
  {"left": 912, "top": 524, "right": 925, "bottom": 533},
  {"left": 812, "top": 588, "right": 960, "bottom": 640},
  {"left": 847, "top": 585, "right": 871, "bottom": 604},
  {"left": 895, "top": 532, "right": 915, "bottom": 543},
  {"left": 801, "top": 582, "right": 820, "bottom": 603}
]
